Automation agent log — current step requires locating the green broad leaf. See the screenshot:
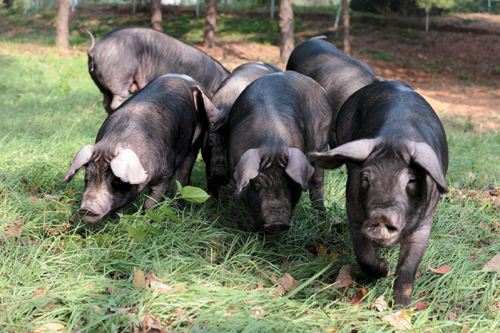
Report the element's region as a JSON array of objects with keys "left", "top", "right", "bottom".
[
  {"left": 122, "top": 214, "right": 137, "bottom": 220},
  {"left": 179, "top": 186, "right": 210, "bottom": 203},
  {"left": 176, "top": 180, "right": 183, "bottom": 192},
  {"left": 144, "top": 226, "right": 161, "bottom": 236},
  {"left": 160, "top": 206, "right": 182, "bottom": 223},
  {"left": 127, "top": 226, "right": 145, "bottom": 241},
  {"left": 93, "top": 233, "right": 117, "bottom": 247},
  {"left": 145, "top": 210, "right": 162, "bottom": 223}
]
